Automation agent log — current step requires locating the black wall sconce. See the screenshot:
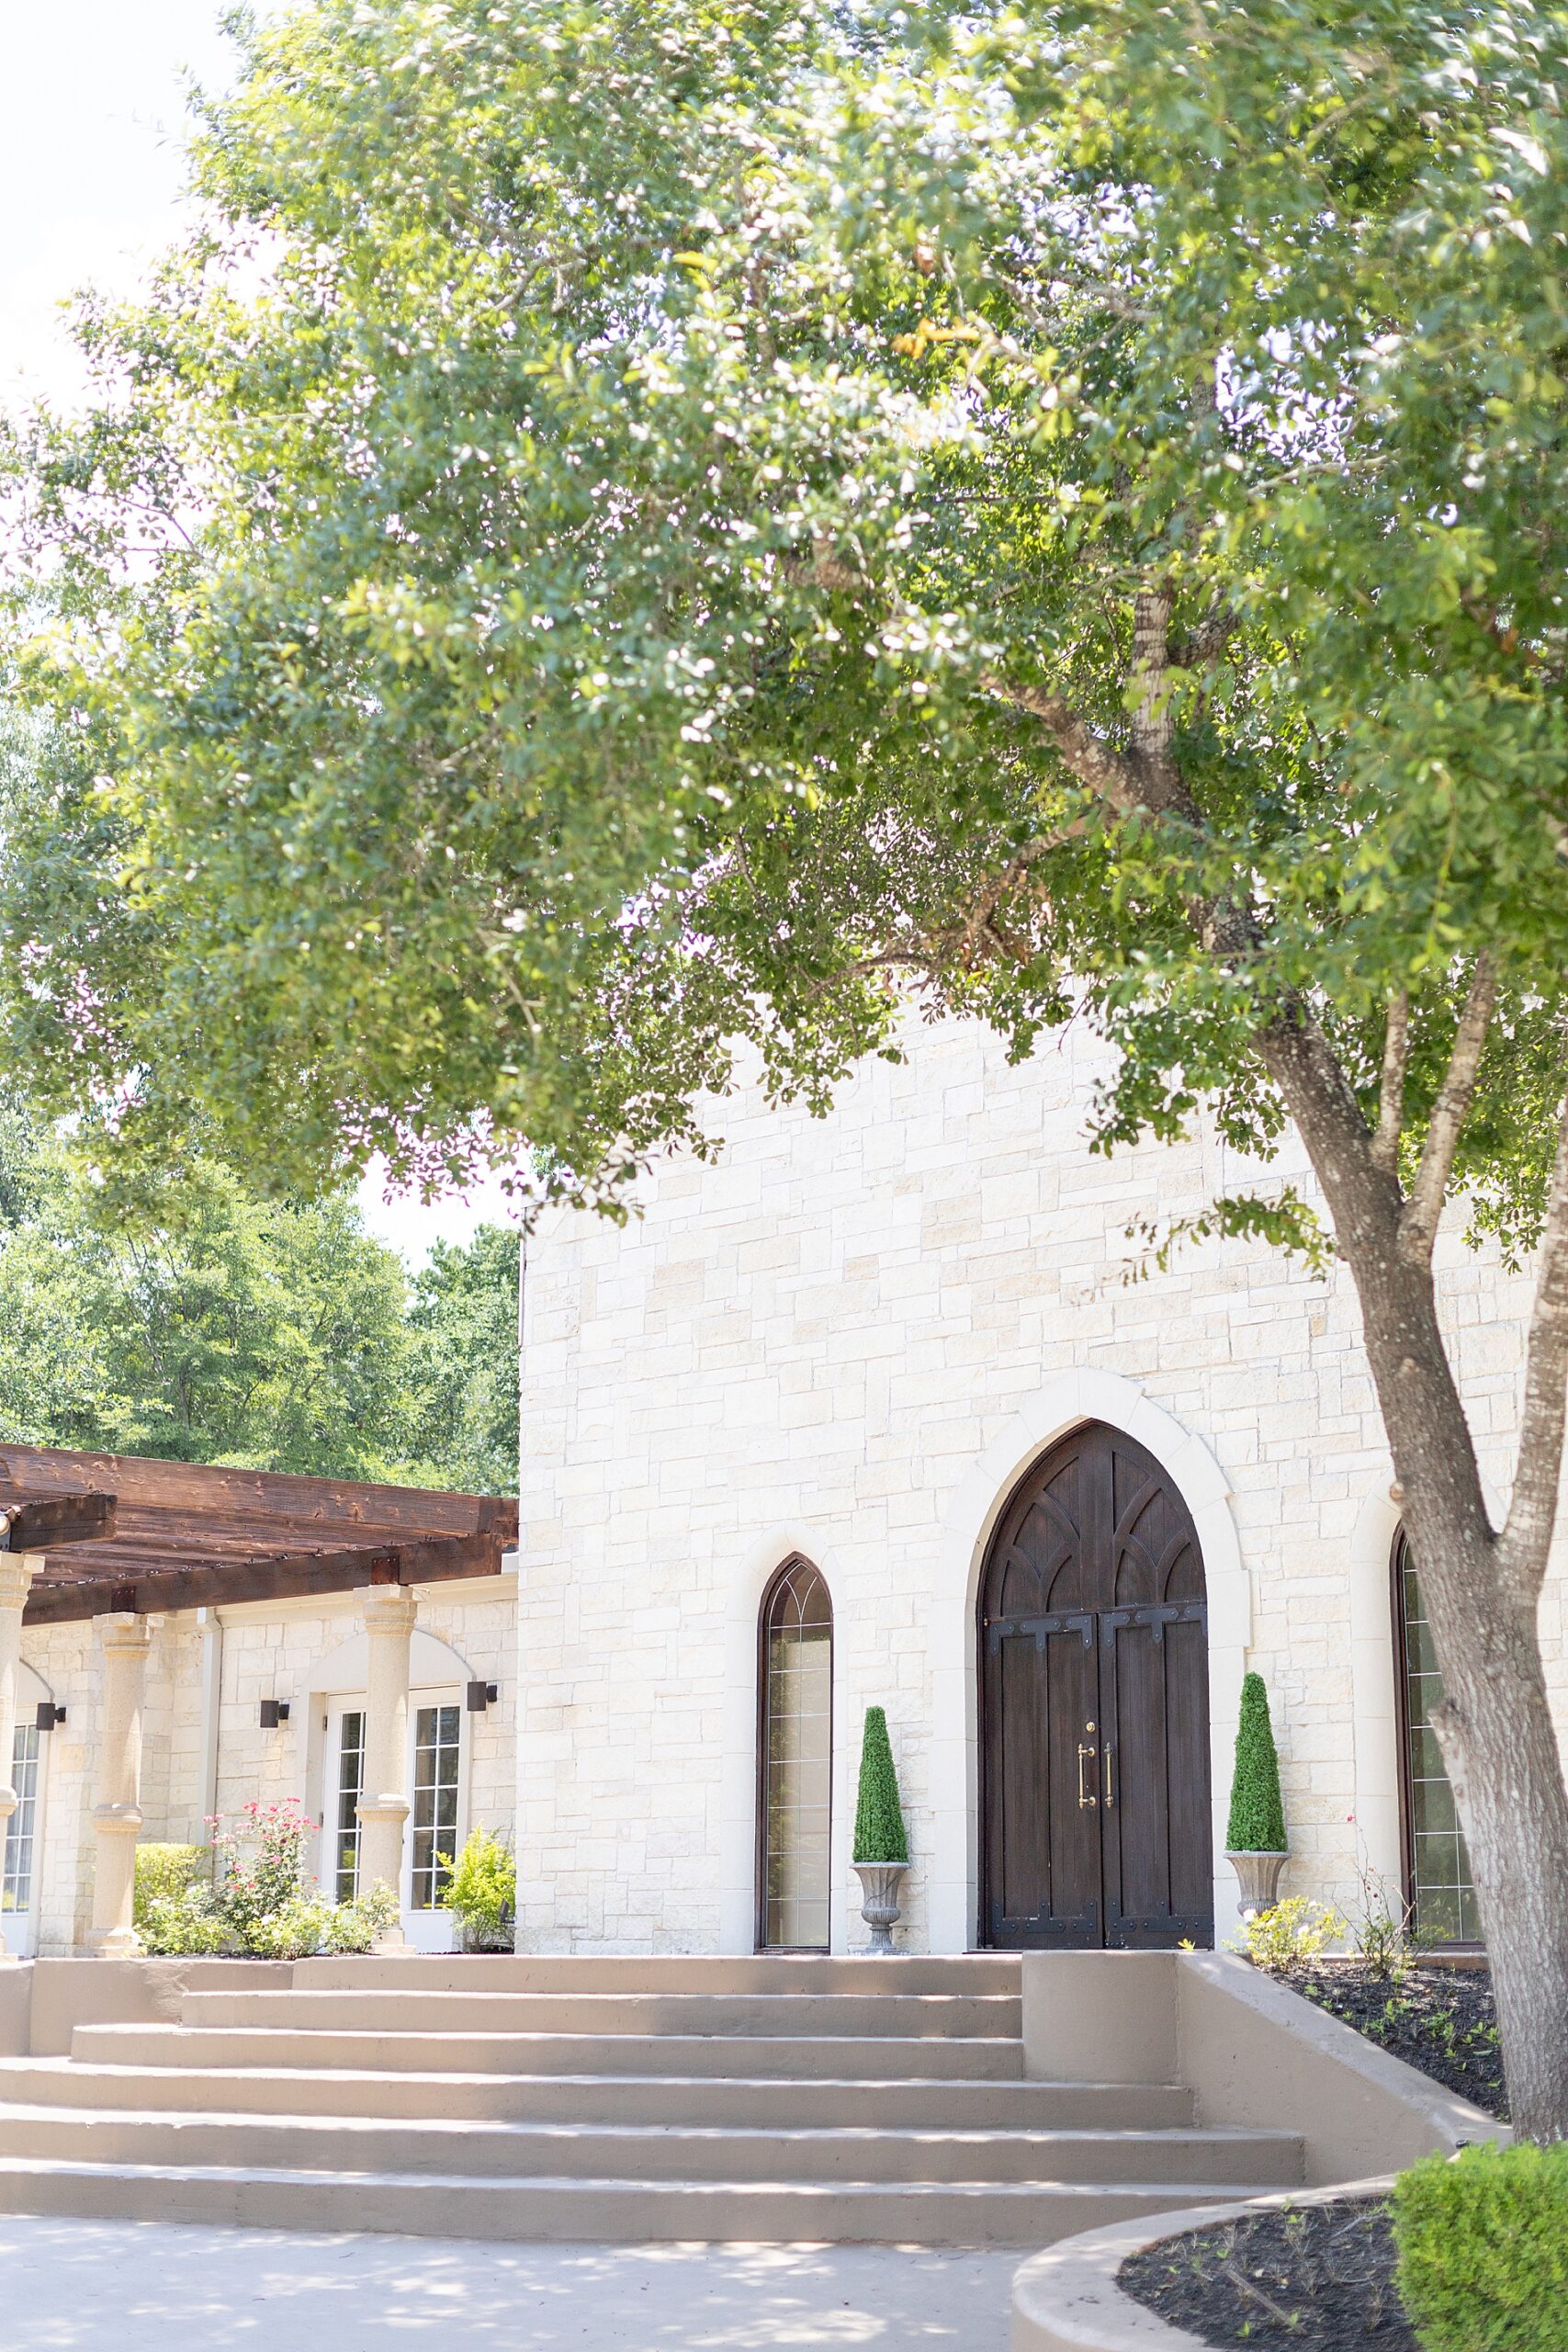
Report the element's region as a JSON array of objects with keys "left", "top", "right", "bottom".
[
  {"left": 466, "top": 1680, "right": 499, "bottom": 1713},
  {"left": 259, "top": 1700, "right": 291, "bottom": 1730},
  {"left": 35, "top": 1702, "right": 65, "bottom": 1732}
]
